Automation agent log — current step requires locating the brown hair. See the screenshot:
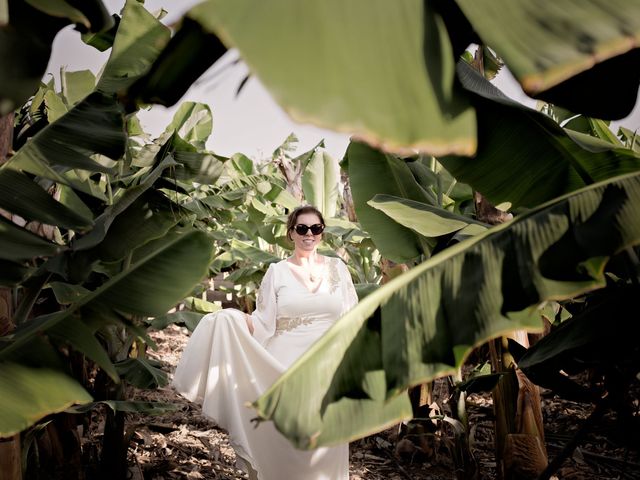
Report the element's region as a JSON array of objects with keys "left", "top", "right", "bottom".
[{"left": 286, "top": 205, "right": 325, "bottom": 240}]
